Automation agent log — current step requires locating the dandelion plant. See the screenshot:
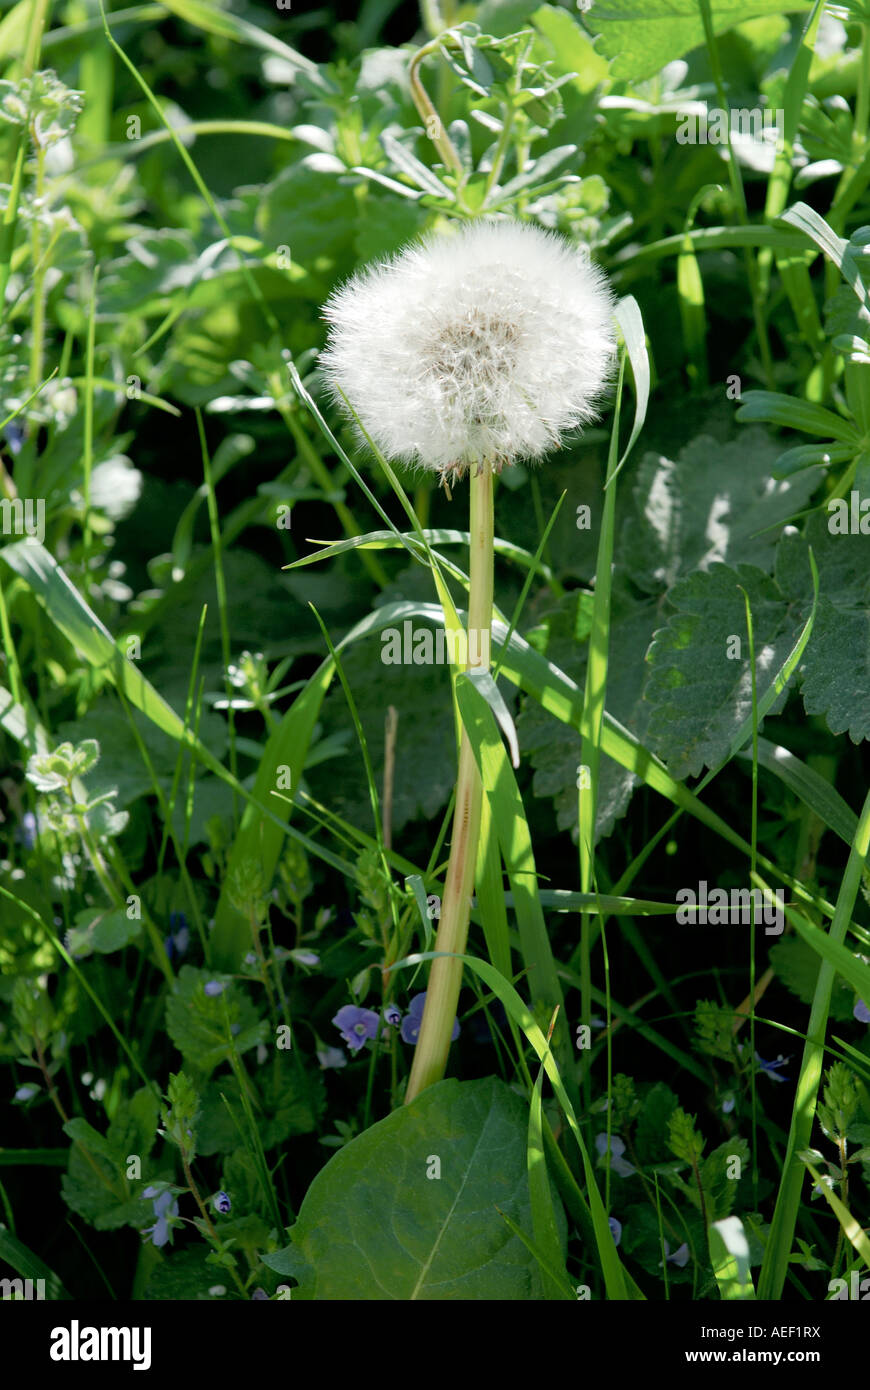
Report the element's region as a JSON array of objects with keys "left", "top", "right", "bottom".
[{"left": 321, "top": 219, "right": 616, "bottom": 1099}]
